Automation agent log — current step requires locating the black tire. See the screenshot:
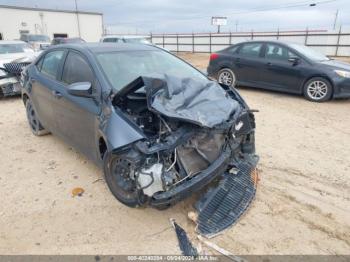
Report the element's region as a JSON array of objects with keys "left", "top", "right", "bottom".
[
  {"left": 25, "top": 99, "right": 49, "bottom": 136},
  {"left": 217, "top": 68, "right": 236, "bottom": 87},
  {"left": 103, "top": 151, "right": 147, "bottom": 208},
  {"left": 303, "top": 77, "right": 332, "bottom": 102}
]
